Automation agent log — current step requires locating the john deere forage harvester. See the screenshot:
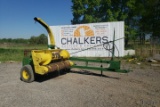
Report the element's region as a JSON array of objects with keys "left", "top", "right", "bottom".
[{"left": 20, "top": 17, "right": 128, "bottom": 83}]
